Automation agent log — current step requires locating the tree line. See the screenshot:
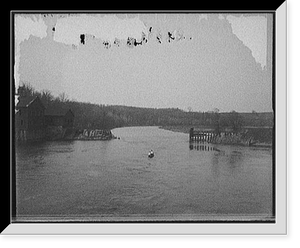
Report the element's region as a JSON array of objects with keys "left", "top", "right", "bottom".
[{"left": 16, "top": 83, "right": 273, "bottom": 131}]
